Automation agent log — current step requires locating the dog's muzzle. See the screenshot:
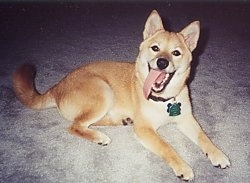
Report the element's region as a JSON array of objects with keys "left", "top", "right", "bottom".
[{"left": 144, "top": 60, "right": 176, "bottom": 99}]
